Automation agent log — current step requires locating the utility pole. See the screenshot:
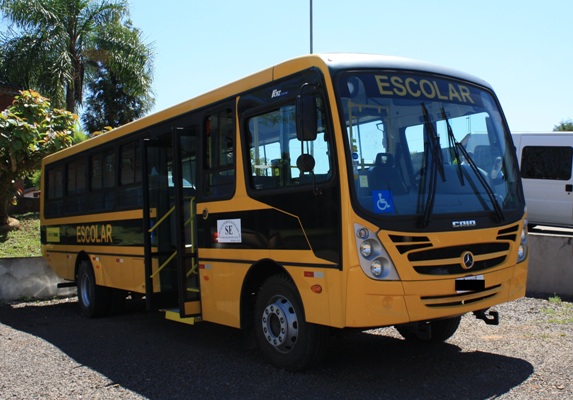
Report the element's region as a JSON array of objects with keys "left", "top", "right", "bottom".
[{"left": 310, "top": 0, "right": 313, "bottom": 54}]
